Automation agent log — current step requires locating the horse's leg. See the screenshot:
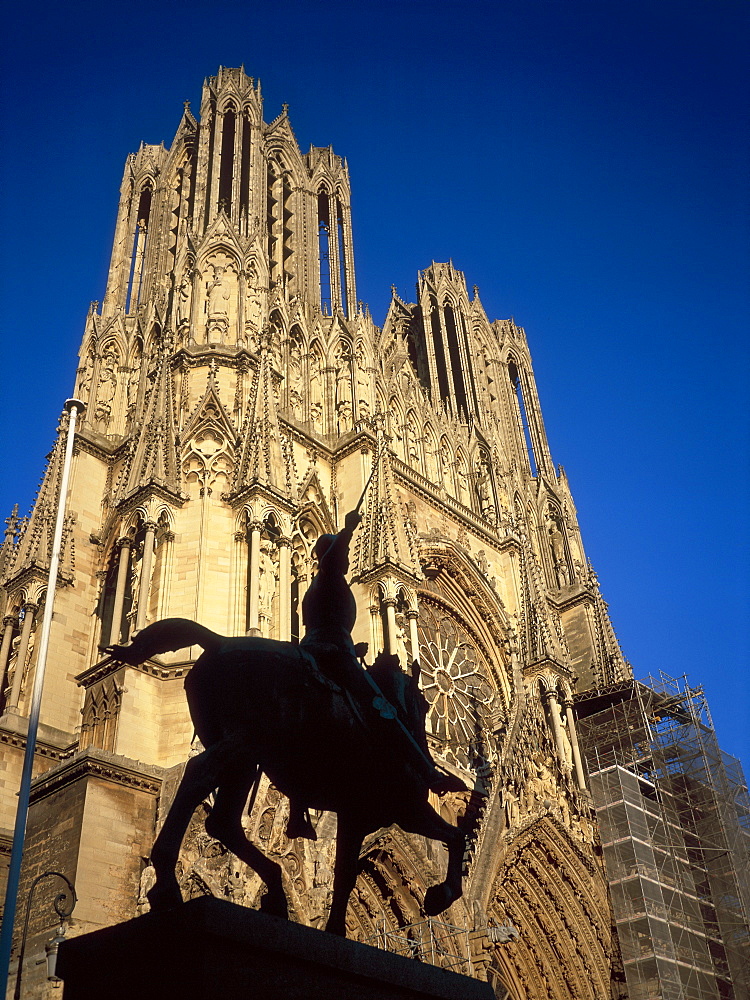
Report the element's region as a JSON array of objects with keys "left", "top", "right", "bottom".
[
  {"left": 325, "top": 817, "right": 366, "bottom": 936},
  {"left": 401, "top": 804, "right": 466, "bottom": 916},
  {"left": 205, "top": 765, "right": 288, "bottom": 920},
  {"left": 148, "top": 743, "right": 230, "bottom": 910}
]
